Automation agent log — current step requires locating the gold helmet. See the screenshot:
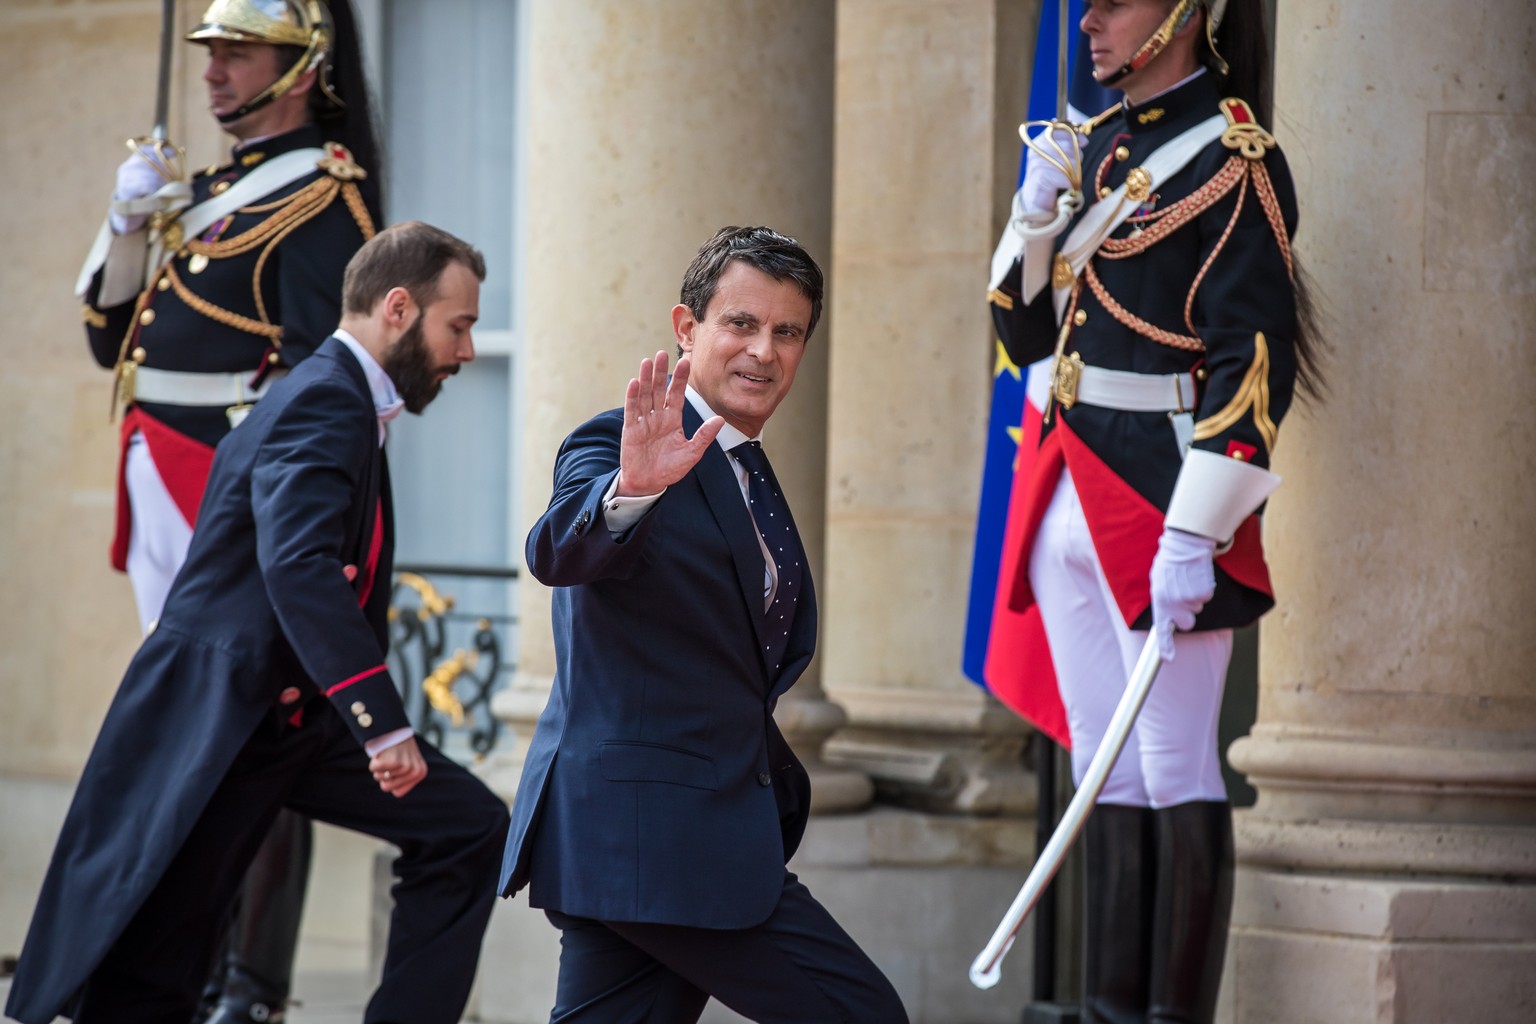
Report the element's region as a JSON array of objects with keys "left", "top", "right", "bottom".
[
  {"left": 1096, "top": 0, "right": 1231, "bottom": 88},
  {"left": 187, "top": 0, "right": 343, "bottom": 123}
]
